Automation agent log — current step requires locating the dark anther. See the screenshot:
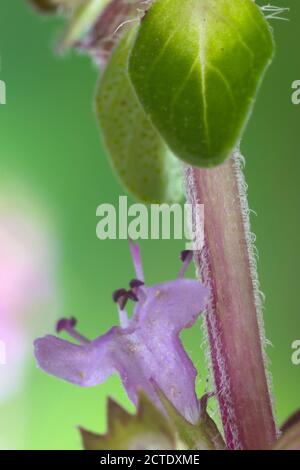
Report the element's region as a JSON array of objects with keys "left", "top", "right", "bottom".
[
  {"left": 127, "top": 291, "right": 138, "bottom": 302},
  {"left": 112, "top": 288, "right": 128, "bottom": 303},
  {"left": 112, "top": 285, "right": 140, "bottom": 310},
  {"left": 56, "top": 317, "right": 77, "bottom": 333},
  {"left": 129, "top": 279, "right": 145, "bottom": 289},
  {"left": 118, "top": 295, "right": 128, "bottom": 311},
  {"left": 180, "top": 250, "right": 193, "bottom": 262}
]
